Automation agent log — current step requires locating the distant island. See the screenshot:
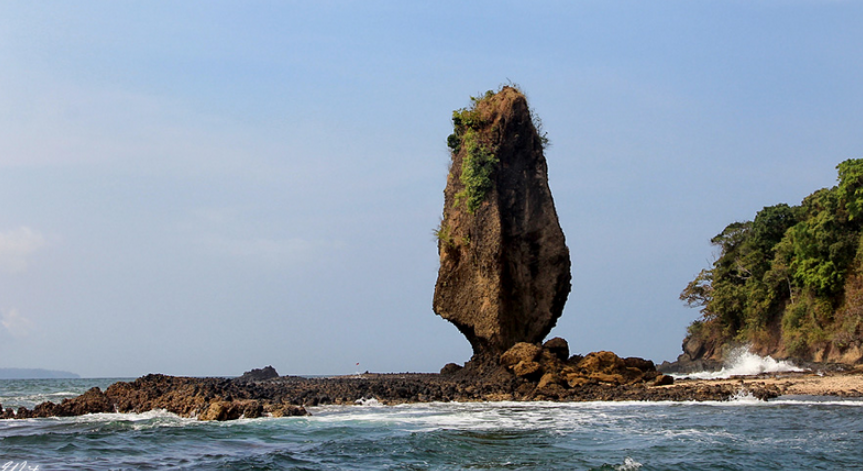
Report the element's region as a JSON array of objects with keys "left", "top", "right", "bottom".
[{"left": 0, "top": 368, "right": 80, "bottom": 379}]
